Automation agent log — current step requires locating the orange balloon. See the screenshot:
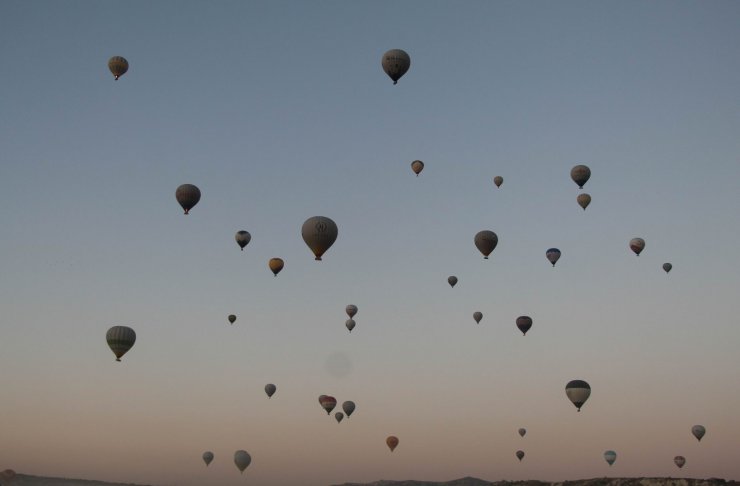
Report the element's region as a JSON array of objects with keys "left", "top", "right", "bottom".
[{"left": 269, "top": 258, "right": 284, "bottom": 276}]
